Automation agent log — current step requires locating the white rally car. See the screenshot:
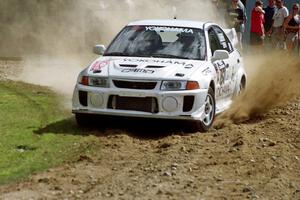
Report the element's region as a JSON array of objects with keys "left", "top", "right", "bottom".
[{"left": 72, "top": 20, "right": 246, "bottom": 131}]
